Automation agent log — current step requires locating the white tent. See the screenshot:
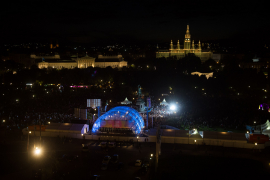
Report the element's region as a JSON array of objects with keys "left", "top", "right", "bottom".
[
  {"left": 160, "top": 98, "right": 169, "bottom": 106},
  {"left": 121, "top": 97, "right": 132, "bottom": 105}
]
